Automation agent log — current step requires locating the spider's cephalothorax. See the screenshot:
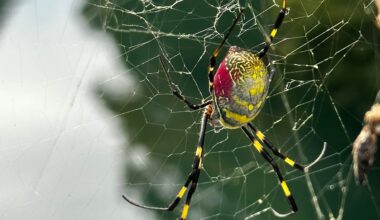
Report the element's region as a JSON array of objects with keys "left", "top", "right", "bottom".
[
  {"left": 123, "top": 1, "right": 307, "bottom": 219},
  {"left": 211, "top": 46, "right": 269, "bottom": 128}
]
